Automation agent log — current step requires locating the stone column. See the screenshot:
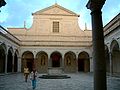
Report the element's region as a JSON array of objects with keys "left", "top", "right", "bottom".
[
  {"left": 76, "top": 54, "right": 79, "bottom": 72},
  {"left": 61, "top": 55, "right": 64, "bottom": 67},
  {"left": 5, "top": 52, "right": 8, "bottom": 73},
  {"left": 48, "top": 54, "right": 51, "bottom": 67},
  {"left": 33, "top": 52, "right": 36, "bottom": 69},
  {"left": 86, "top": 0, "right": 107, "bottom": 90},
  {"left": 61, "top": 55, "right": 64, "bottom": 72},
  {"left": 32, "top": 51, "right": 36, "bottom": 70},
  {"left": 109, "top": 52, "right": 113, "bottom": 76},
  {"left": 12, "top": 54, "right": 15, "bottom": 72},
  {"left": 33, "top": 58, "right": 36, "bottom": 70},
  {"left": 18, "top": 56, "right": 21, "bottom": 72}
]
